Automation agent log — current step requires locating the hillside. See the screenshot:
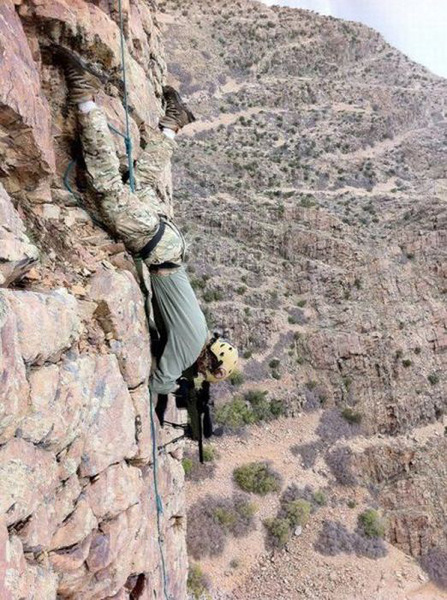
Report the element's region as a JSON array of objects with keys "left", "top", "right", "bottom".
[{"left": 158, "top": 0, "right": 447, "bottom": 598}]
